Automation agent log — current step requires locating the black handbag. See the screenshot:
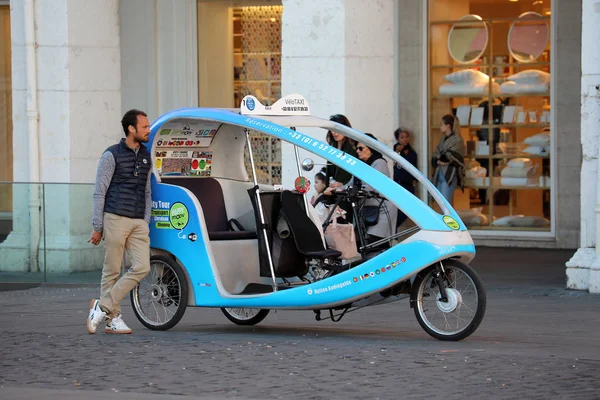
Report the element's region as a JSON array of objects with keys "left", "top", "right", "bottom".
[{"left": 362, "top": 205, "right": 380, "bottom": 226}]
